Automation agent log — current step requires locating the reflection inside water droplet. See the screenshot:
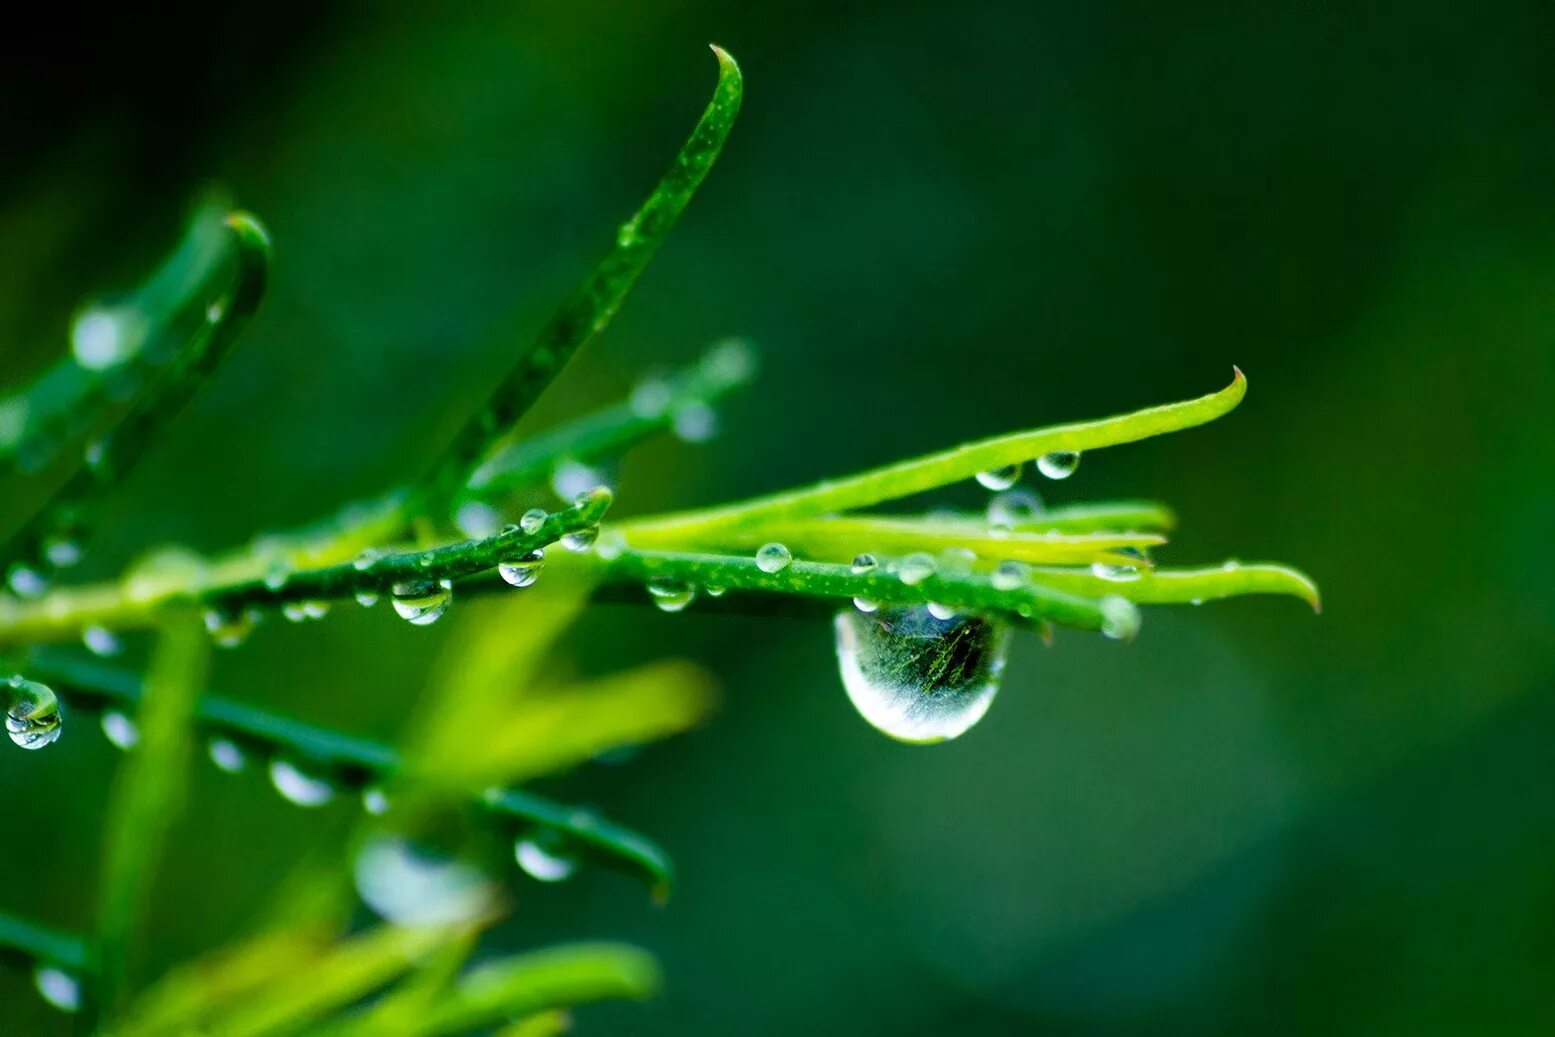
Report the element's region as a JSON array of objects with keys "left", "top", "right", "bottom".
[
  {"left": 391, "top": 580, "right": 451, "bottom": 626},
  {"left": 515, "top": 834, "right": 577, "bottom": 883},
  {"left": 269, "top": 758, "right": 336, "bottom": 807},
  {"left": 975, "top": 462, "right": 1023, "bottom": 491},
  {"left": 1036, "top": 450, "right": 1081, "bottom": 480},
  {"left": 833, "top": 606, "right": 1009, "bottom": 744},
  {"left": 498, "top": 548, "right": 545, "bottom": 588}
]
